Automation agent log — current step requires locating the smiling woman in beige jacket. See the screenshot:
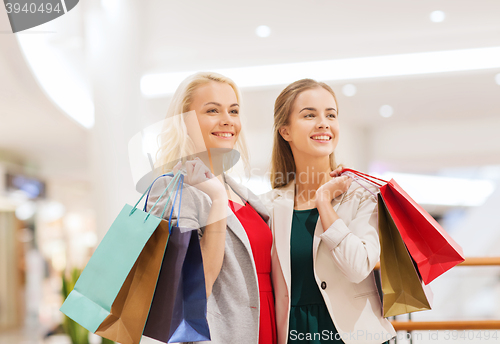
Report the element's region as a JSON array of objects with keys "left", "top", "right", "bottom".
[{"left": 261, "top": 79, "right": 396, "bottom": 344}]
